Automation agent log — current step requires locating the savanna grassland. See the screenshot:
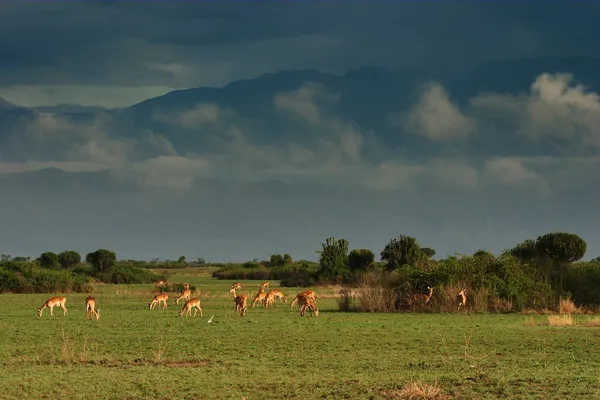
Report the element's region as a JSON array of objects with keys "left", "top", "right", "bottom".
[{"left": 1, "top": 267, "right": 600, "bottom": 400}]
